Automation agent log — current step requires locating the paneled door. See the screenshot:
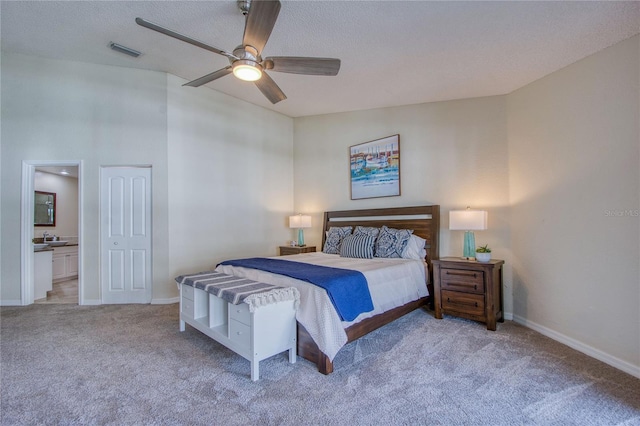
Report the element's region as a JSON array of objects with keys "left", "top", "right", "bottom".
[{"left": 100, "top": 167, "right": 152, "bottom": 304}]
